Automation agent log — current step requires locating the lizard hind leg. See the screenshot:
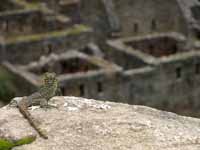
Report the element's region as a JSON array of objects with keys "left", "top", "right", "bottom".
[{"left": 39, "top": 98, "right": 56, "bottom": 110}]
